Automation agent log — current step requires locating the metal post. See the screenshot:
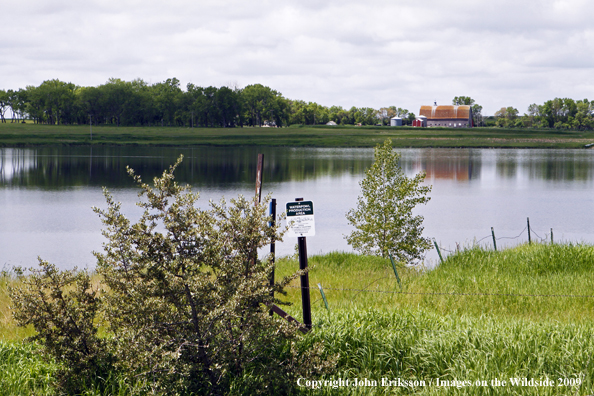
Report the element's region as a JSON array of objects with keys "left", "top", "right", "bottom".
[
  {"left": 317, "top": 284, "right": 329, "bottom": 311},
  {"left": 491, "top": 227, "right": 497, "bottom": 251},
  {"left": 433, "top": 240, "right": 444, "bottom": 264},
  {"left": 388, "top": 254, "right": 402, "bottom": 289},
  {"left": 551, "top": 228, "right": 554, "bottom": 244},
  {"left": 295, "top": 197, "right": 312, "bottom": 330},
  {"left": 269, "top": 199, "right": 276, "bottom": 316},
  {"left": 527, "top": 217, "right": 531, "bottom": 245}
]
